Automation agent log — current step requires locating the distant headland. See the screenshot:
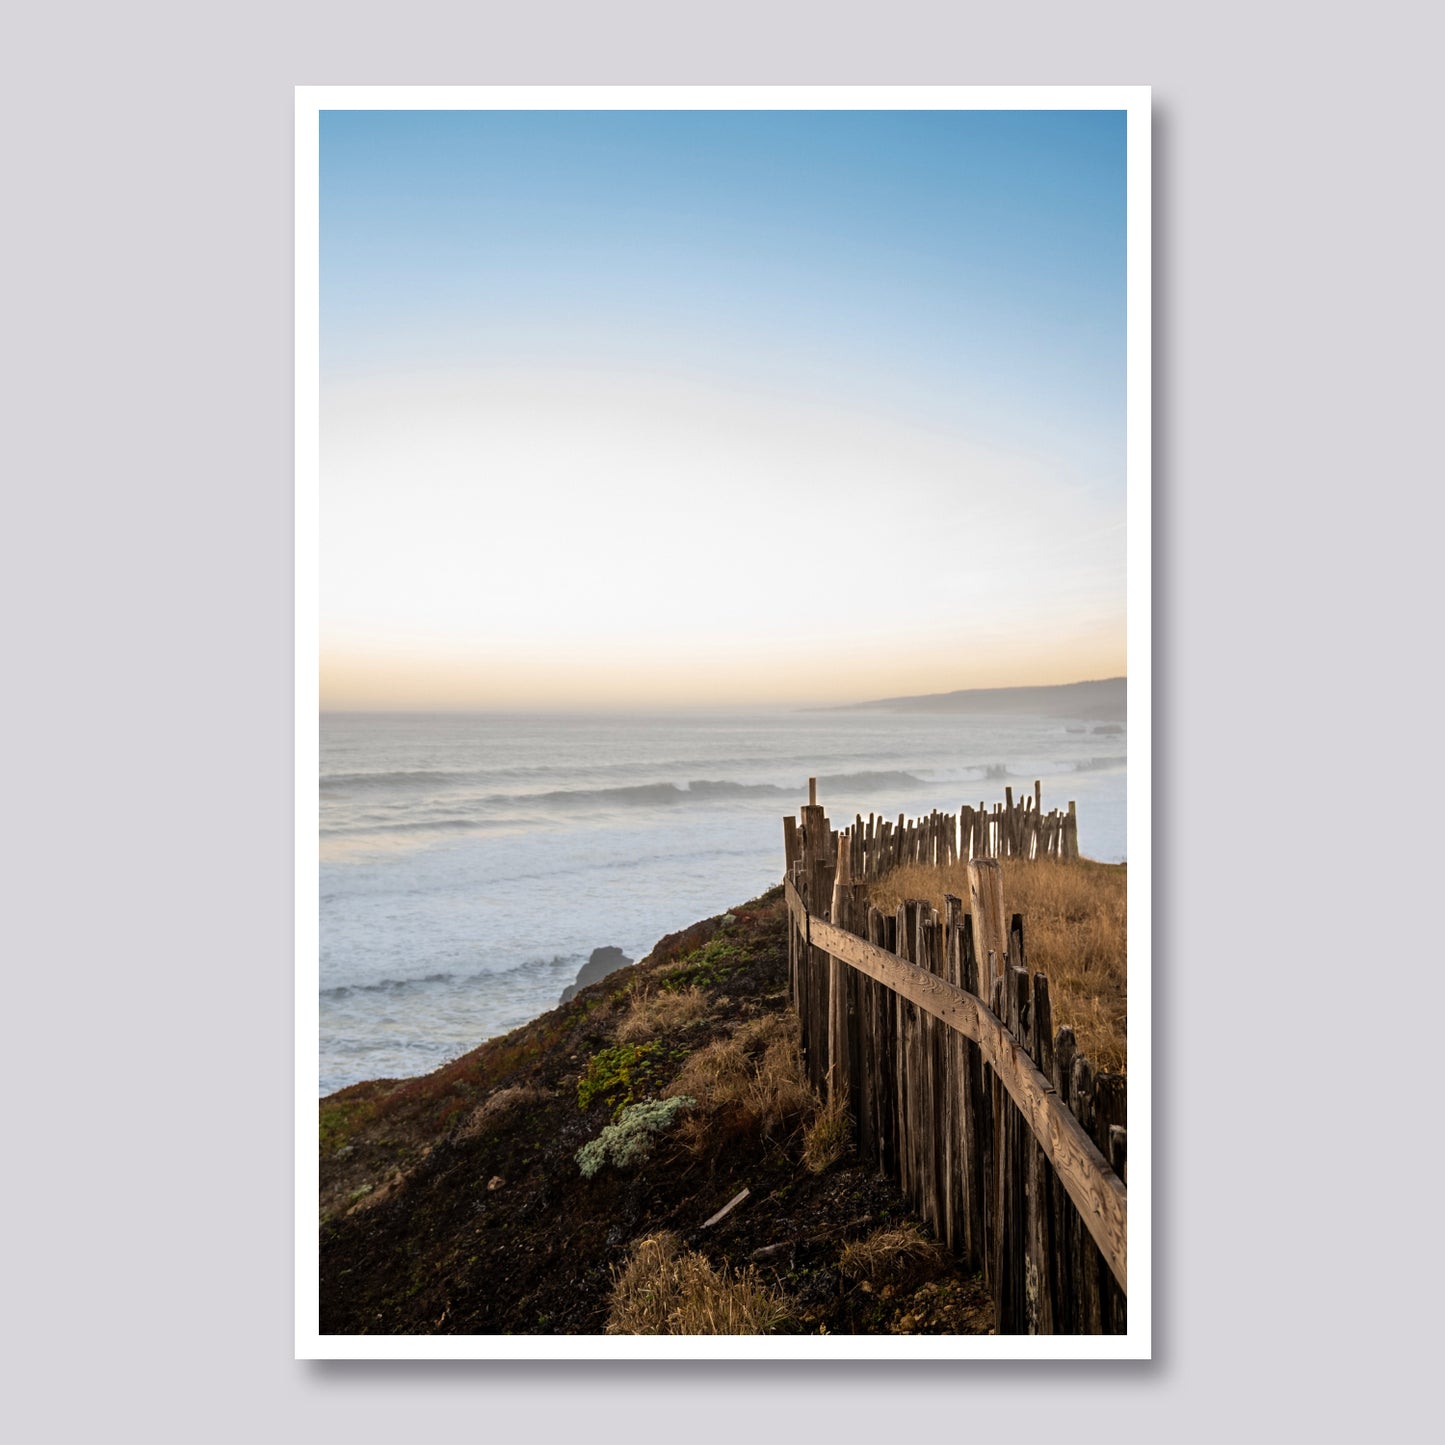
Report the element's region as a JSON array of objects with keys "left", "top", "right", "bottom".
[{"left": 810, "top": 676, "right": 1126, "bottom": 721}]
